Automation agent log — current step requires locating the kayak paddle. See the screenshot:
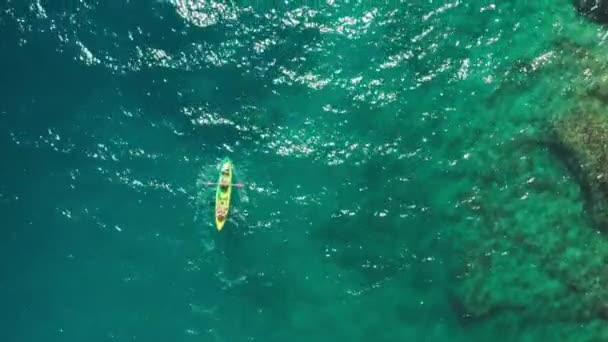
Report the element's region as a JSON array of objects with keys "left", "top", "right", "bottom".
[{"left": 206, "top": 182, "right": 245, "bottom": 188}]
